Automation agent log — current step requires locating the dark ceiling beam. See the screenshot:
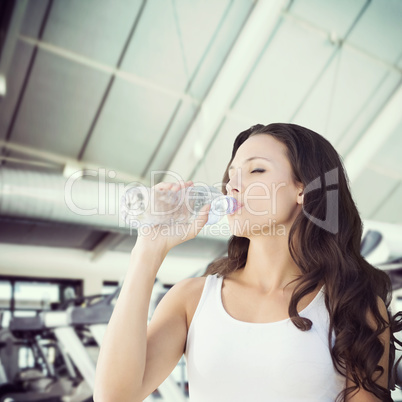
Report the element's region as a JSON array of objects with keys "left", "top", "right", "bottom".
[{"left": 76, "top": 0, "right": 147, "bottom": 162}]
